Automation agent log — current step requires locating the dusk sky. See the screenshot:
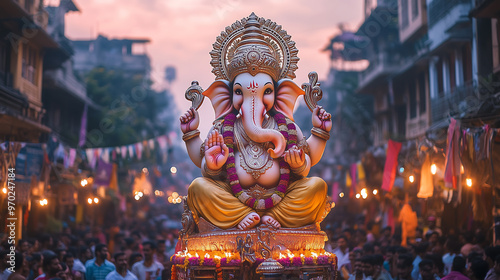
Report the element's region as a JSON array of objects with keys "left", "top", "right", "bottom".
[{"left": 61, "top": 0, "right": 364, "bottom": 136}]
